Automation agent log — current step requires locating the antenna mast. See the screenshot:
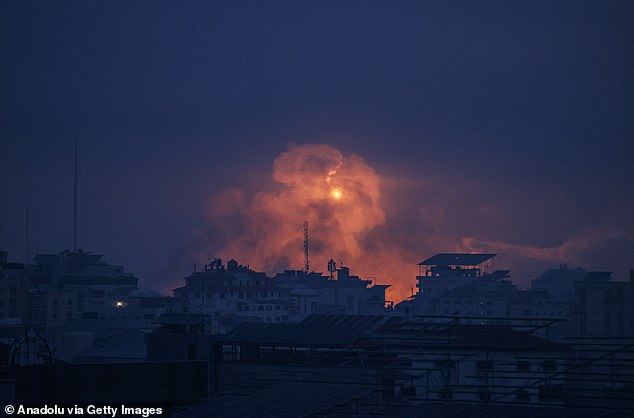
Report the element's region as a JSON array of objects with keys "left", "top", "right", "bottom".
[
  {"left": 73, "top": 138, "right": 78, "bottom": 252},
  {"left": 303, "top": 220, "right": 310, "bottom": 273},
  {"left": 25, "top": 207, "right": 29, "bottom": 263}
]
